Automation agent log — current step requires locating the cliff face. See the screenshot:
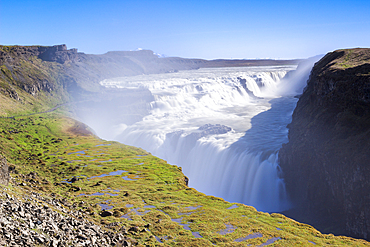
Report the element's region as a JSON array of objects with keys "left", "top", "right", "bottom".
[
  {"left": 0, "top": 45, "right": 75, "bottom": 115},
  {"left": 279, "top": 48, "right": 370, "bottom": 240},
  {"left": 0, "top": 44, "right": 77, "bottom": 65}
]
